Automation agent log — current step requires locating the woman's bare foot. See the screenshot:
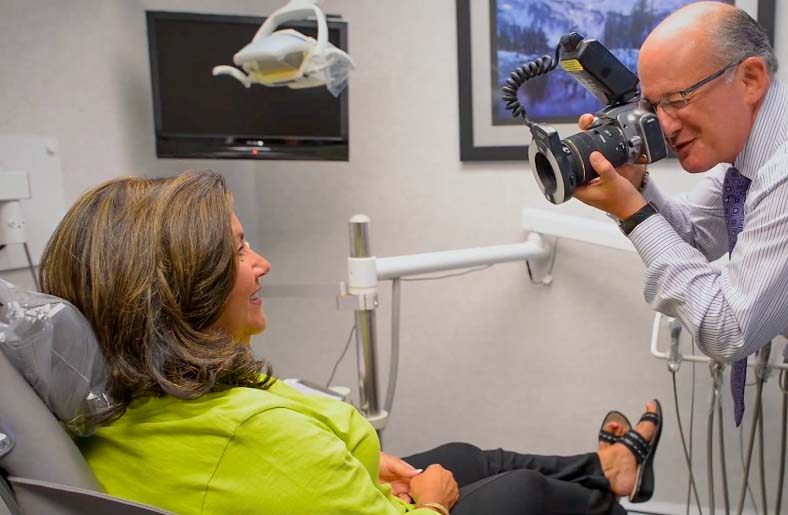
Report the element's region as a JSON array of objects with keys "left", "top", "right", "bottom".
[{"left": 597, "top": 401, "right": 658, "bottom": 497}]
